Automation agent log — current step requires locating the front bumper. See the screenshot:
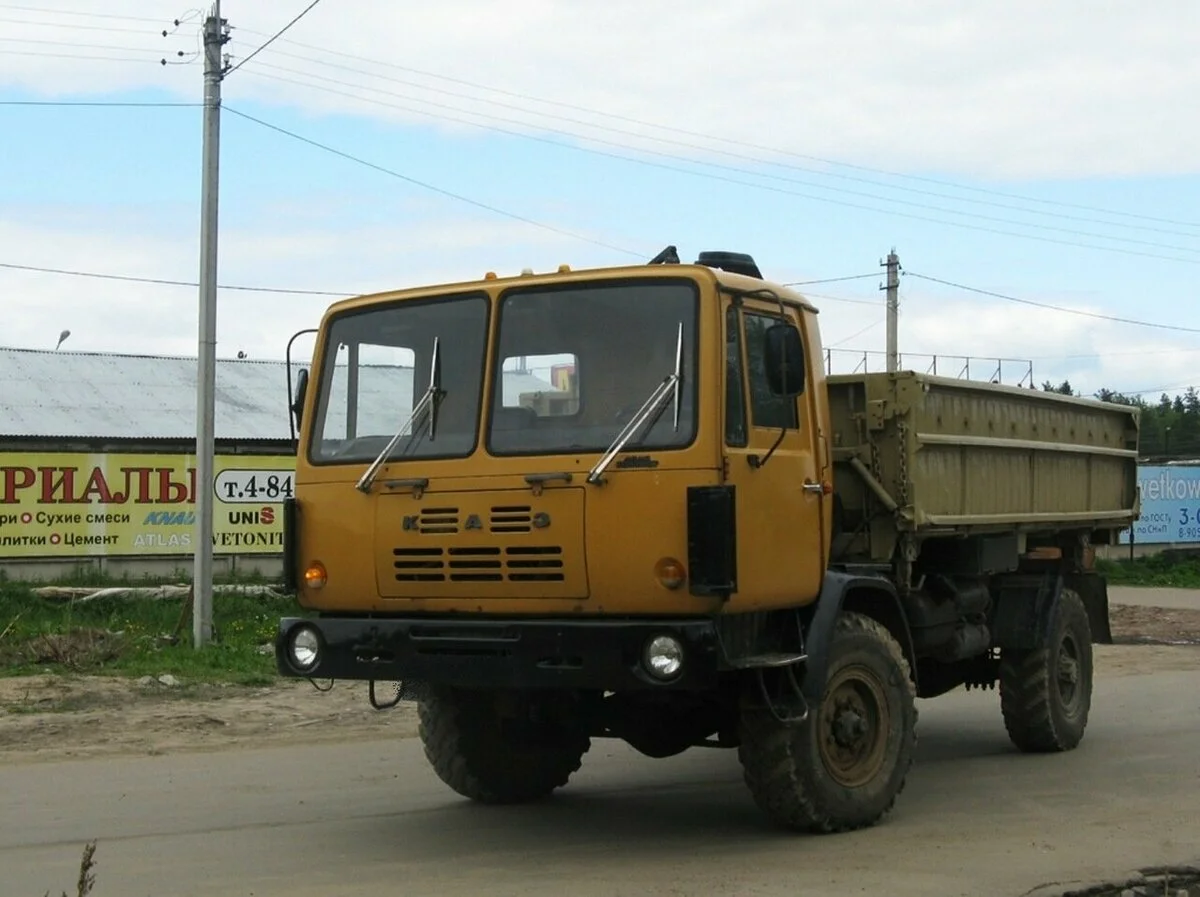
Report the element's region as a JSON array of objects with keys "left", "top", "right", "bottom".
[{"left": 275, "top": 615, "right": 720, "bottom": 691}]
